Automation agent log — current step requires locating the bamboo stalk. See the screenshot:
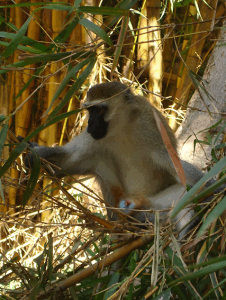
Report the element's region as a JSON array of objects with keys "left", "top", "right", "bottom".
[
  {"left": 147, "top": 0, "right": 162, "bottom": 108},
  {"left": 18, "top": 0, "right": 41, "bottom": 138},
  {"left": 169, "top": 0, "right": 219, "bottom": 130},
  {"left": 137, "top": 2, "right": 148, "bottom": 69},
  {"left": 26, "top": 235, "right": 153, "bottom": 300},
  {"left": 8, "top": 2, "right": 25, "bottom": 213}
]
